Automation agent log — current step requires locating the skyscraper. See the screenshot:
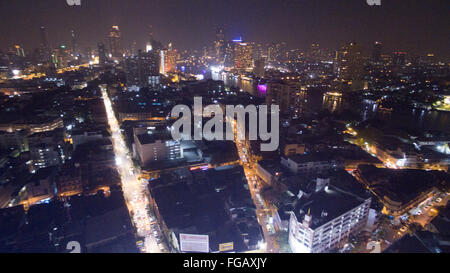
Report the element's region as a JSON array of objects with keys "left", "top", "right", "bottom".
[
  {"left": 160, "top": 47, "right": 177, "bottom": 75},
  {"left": 372, "top": 41, "right": 382, "bottom": 63},
  {"left": 253, "top": 59, "right": 265, "bottom": 78},
  {"left": 223, "top": 41, "right": 234, "bottom": 69},
  {"left": 234, "top": 41, "right": 253, "bottom": 71},
  {"left": 309, "top": 43, "right": 321, "bottom": 61},
  {"left": 267, "top": 42, "right": 287, "bottom": 65},
  {"left": 70, "top": 30, "right": 78, "bottom": 57},
  {"left": 214, "top": 28, "right": 225, "bottom": 65},
  {"left": 337, "top": 42, "right": 365, "bottom": 90},
  {"left": 265, "top": 80, "right": 301, "bottom": 114},
  {"left": 125, "top": 49, "right": 160, "bottom": 87},
  {"left": 392, "top": 52, "right": 407, "bottom": 66},
  {"left": 14, "top": 45, "right": 25, "bottom": 57},
  {"left": 98, "top": 42, "right": 107, "bottom": 65},
  {"left": 40, "top": 26, "right": 49, "bottom": 49},
  {"left": 39, "top": 26, "right": 51, "bottom": 62},
  {"left": 108, "top": 26, "right": 122, "bottom": 58}
]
